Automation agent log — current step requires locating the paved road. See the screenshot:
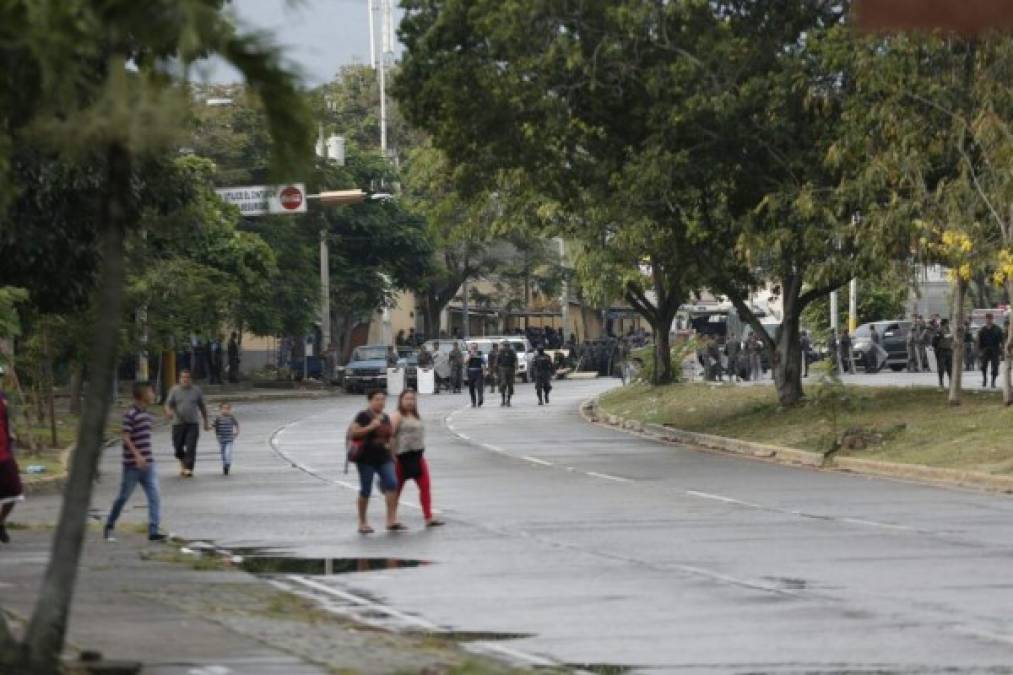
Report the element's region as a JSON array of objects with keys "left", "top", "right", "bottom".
[{"left": 20, "top": 380, "right": 1013, "bottom": 673}]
